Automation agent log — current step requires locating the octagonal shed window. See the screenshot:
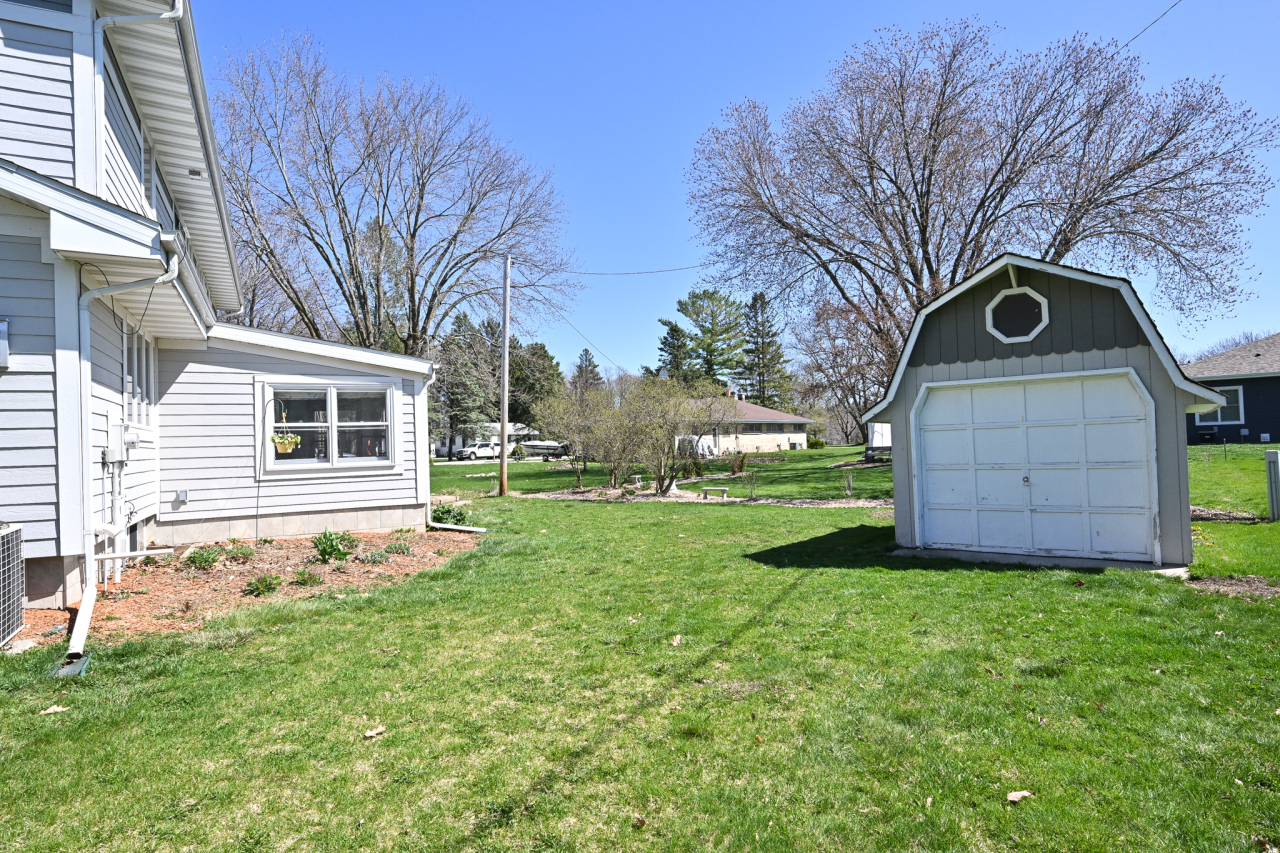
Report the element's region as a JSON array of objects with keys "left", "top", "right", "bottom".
[{"left": 985, "top": 287, "right": 1049, "bottom": 344}]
